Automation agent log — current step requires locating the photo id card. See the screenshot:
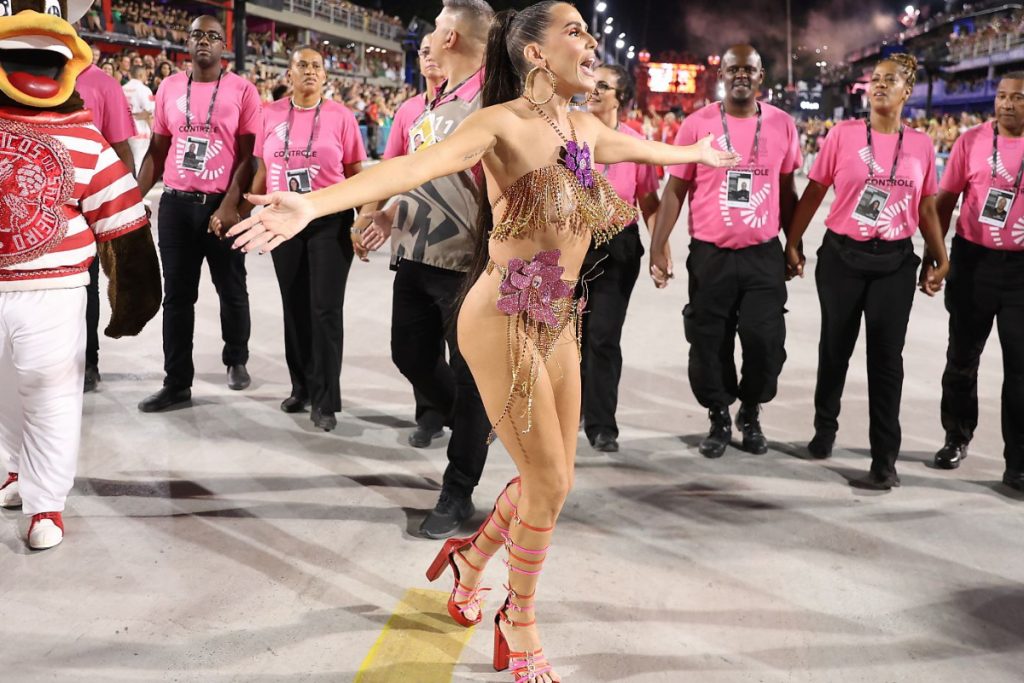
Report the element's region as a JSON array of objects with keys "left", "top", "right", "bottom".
[
  {"left": 409, "top": 115, "right": 437, "bottom": 152},
  {"left": 852, "top": 185, "right": 891, "bottom": 226},
  {"left": 181, "top": 136, "right": 210, "bottom": 173},
  {"left": 726, "top": 170, "right": 754, "bottom": 208},
  {"left": 286, "top": 168, "right": 312, "bottom": 194},
  {"left": 979, "top": 187, "right": 1015, "bottom": 229}
]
